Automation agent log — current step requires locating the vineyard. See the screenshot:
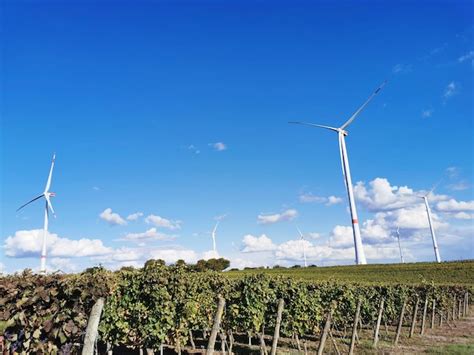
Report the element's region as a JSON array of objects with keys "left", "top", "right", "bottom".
[{"left": 1, "top": 260, "right": 472, "bottom": 354}]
